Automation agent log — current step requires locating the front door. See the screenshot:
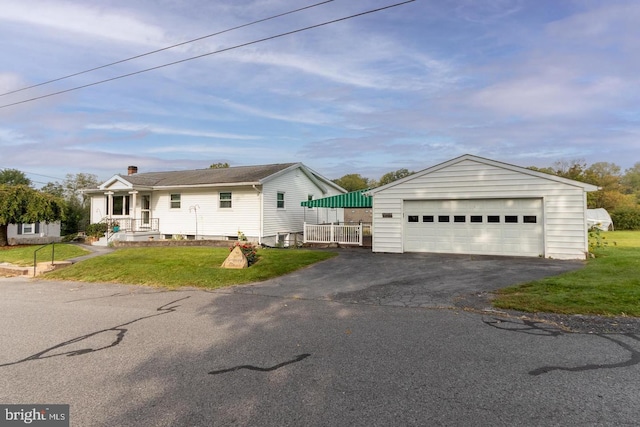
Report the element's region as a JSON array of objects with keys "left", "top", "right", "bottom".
[{"left": 142, "top": 195, "right": 151, "bottom": 227}]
